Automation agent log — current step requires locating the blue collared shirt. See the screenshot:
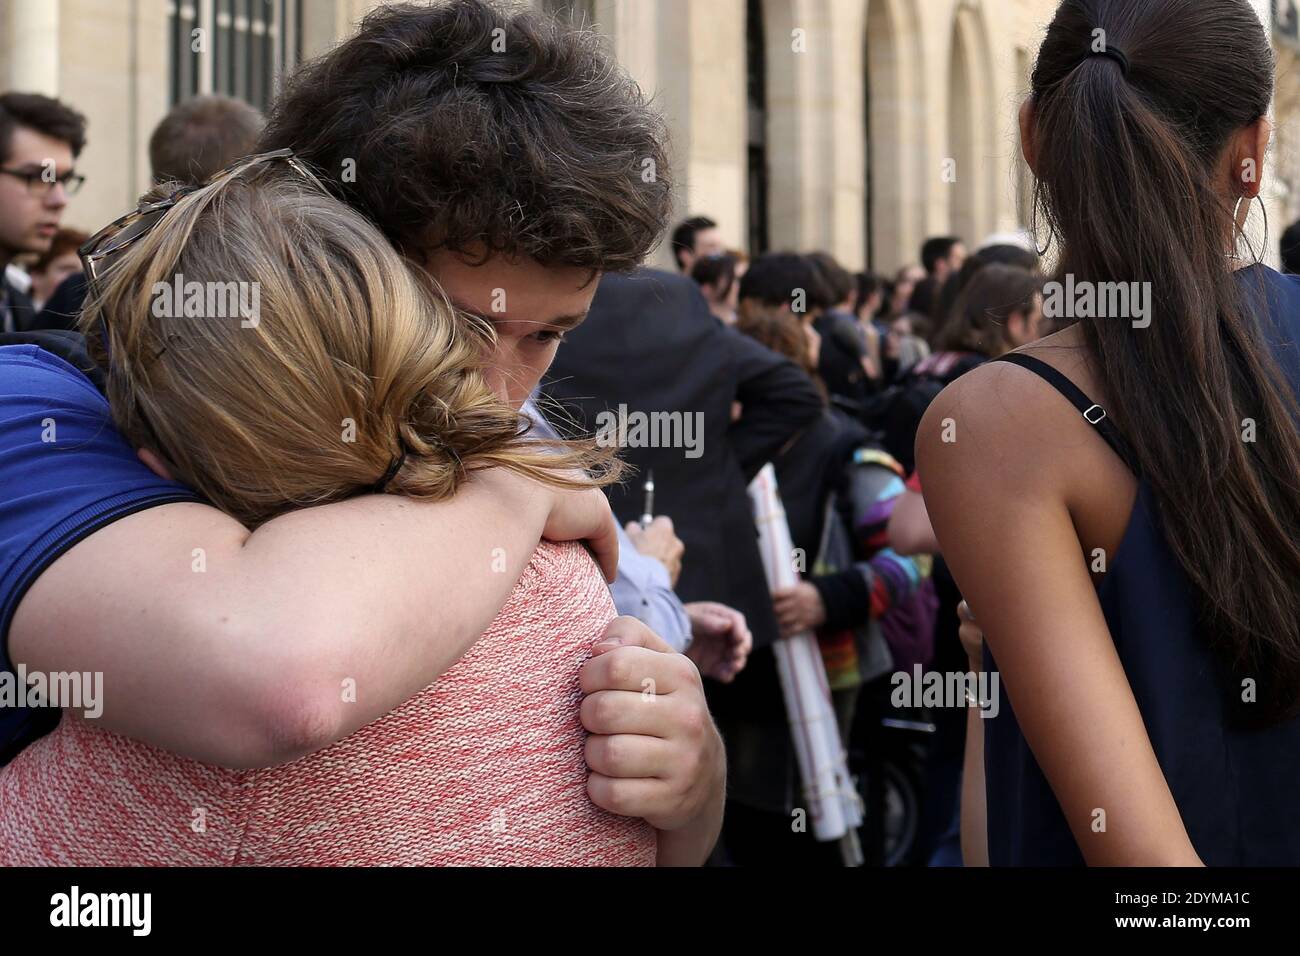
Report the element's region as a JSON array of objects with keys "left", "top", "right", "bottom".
[{"left": 522, "top": 398, "right": 692, "bottom": 652}]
